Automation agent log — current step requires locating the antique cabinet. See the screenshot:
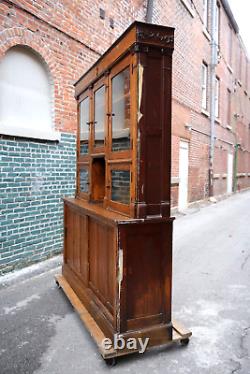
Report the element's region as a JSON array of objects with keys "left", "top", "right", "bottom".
[{"left": 56, "top": 21, "right": 191, "bottom": 363}]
